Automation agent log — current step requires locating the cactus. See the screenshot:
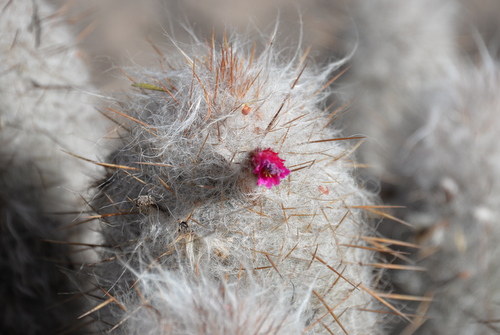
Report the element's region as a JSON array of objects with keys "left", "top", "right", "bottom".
[
  {"left": 346, "top": 0, "right": 500, "bottom": 333},
  {"left": 80, "top": 33, "right": 386, "bottom": 334},
  {"left": 0, "top": 0, "right": 107, "bottom": 333}
]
